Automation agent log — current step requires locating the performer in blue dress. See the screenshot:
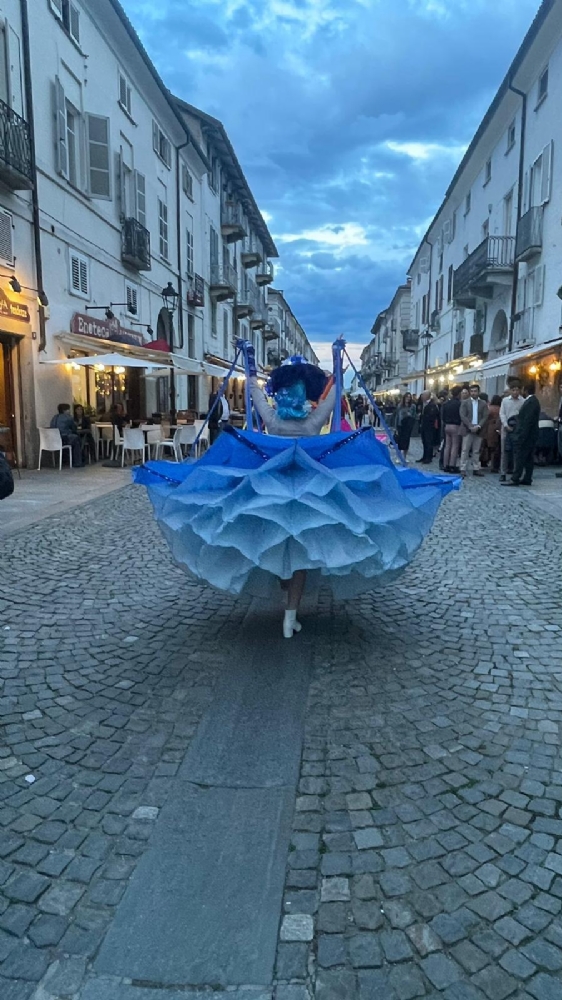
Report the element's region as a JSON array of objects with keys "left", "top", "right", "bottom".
[{"left": 134, "top": 340, "right": 459, "bottom": 637}]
